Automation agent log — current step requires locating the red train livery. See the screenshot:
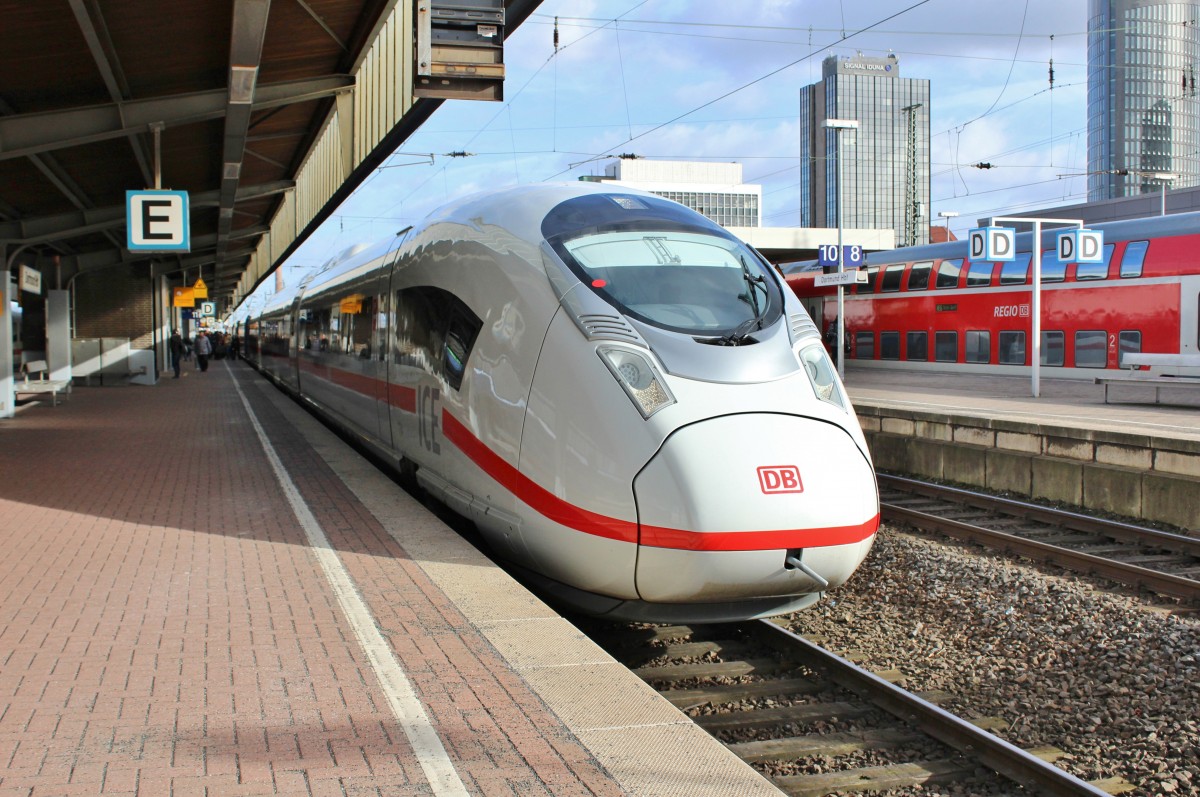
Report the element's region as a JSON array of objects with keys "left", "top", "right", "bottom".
[{"left": 785, "top": 212, "right": 1200, "bottom": 376}]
